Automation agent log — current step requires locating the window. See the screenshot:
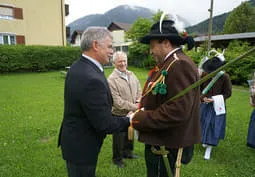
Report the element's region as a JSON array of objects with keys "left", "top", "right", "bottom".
[
  {"left": 122, "top": 46, "right": 128, "bottom": 53},
  {"left": 0, "top": 33, "right": 16, "bottom": 45},
  {"left": 10, "top": 35, "right": 15, "bottom": 44},
  {"left": 65, "top": 4, "right": 69, "bottom": 16},
  {"left": 0, "top": 5, "right": 23, "bottom": 20},
  {"left": 0, "top": 6, "right": 13, "bottom": 19},
  {"left": 114, "top": 46, "right": 121, "bottom": 52}
]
